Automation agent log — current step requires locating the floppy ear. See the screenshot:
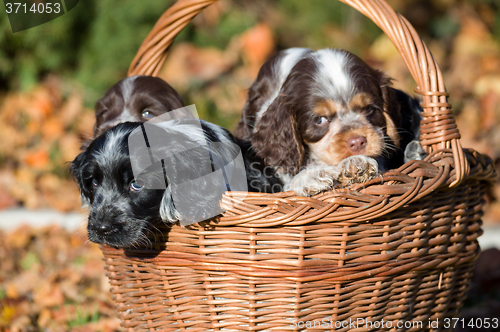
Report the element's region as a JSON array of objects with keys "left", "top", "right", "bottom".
[
  {"left": 233, "top": 104, "right": 252, "bottom": 140},
  {"left": 93, "top": 96, "right": 110, "bottom": 137},
  {"left": 250, "top": 94, "right": 304, "bottom": 175},
  {"left": 234, "top": 85, "right": 263, "bottom": 140},
  {"left": 376, "top": 70, "right": 401, "bottom": 147},
  {"left": 160, "top": 84, "right": 184, "bottom": 111},
  {"left": 69, "top": 151, "right": 92, "bottom": 206},
  {"left": 159, "top": 187, "right": 181, "bottom": 223}
]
